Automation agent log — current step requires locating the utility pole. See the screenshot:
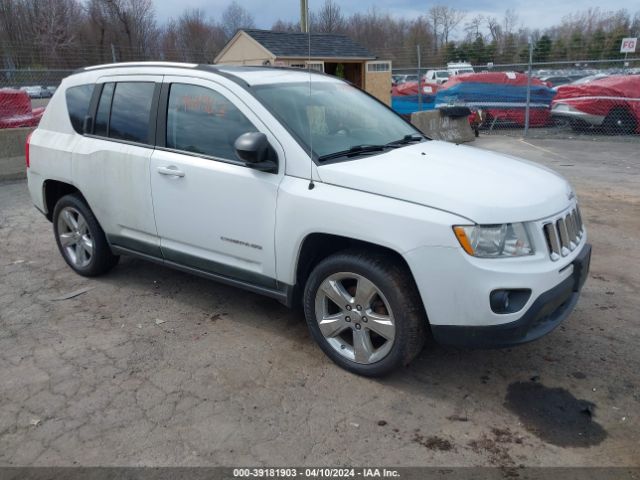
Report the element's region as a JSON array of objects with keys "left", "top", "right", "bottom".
[
  {"left": 524, "top": 40, "right": 533, "bottom": 137},
  {"left": 300, "top": 0, "right": 309, "bottom": 33},
  {"left": 417, "top": 45, "right": 422, "bottom": 111}
]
